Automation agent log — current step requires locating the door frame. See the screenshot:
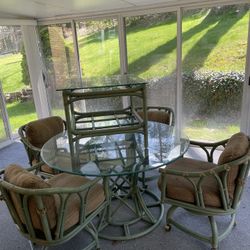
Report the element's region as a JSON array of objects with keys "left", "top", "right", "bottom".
[{"left": 0, "top": 81, "right": 12, "bottom": 147}]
